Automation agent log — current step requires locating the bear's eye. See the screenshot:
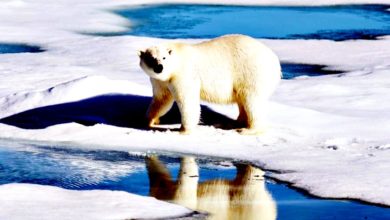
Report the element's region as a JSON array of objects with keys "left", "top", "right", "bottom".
[{"left": 163, "top": 57, "right": 166, "bottom": 60}]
